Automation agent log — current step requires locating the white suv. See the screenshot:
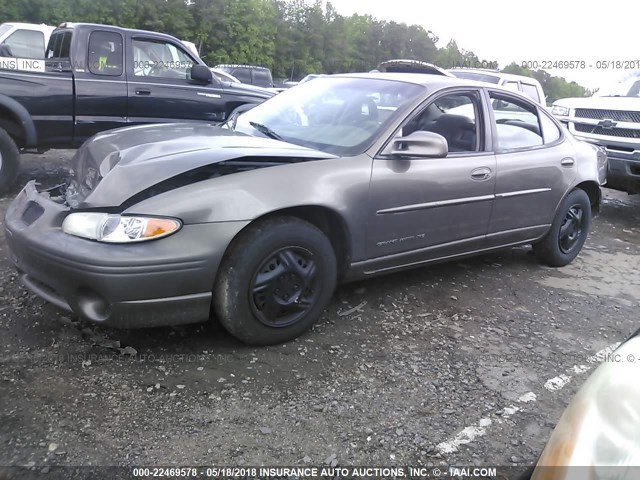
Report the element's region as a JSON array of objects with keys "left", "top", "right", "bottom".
[
  {"left": 0, "top": 23, "right": 55, "bottom": 59},
  {"left": 449, "top": 69, "right": 547, "bottom": 107}
]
